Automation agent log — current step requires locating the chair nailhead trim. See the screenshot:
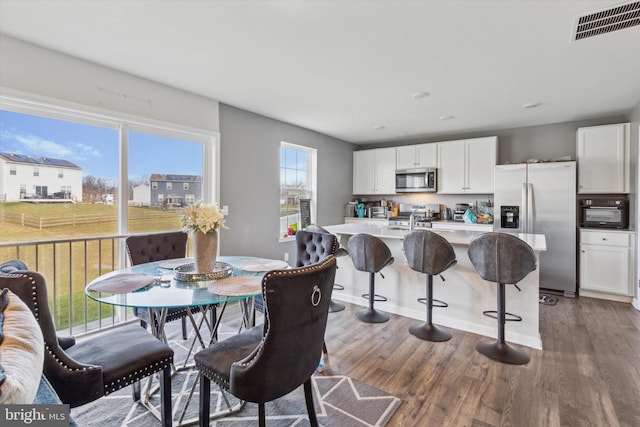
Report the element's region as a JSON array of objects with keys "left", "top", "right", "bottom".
[{"left": 104, "top": 356, "right": 173, "bottom": 394}]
